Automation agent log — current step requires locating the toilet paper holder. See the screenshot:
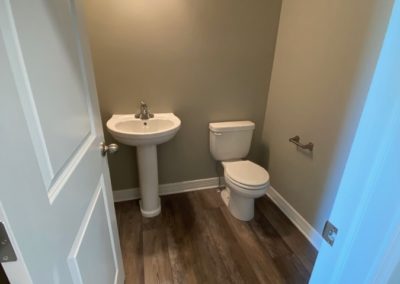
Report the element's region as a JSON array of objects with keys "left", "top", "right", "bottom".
[{"left": 289, "top": 135, "right": 314, "bottom": 151}]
